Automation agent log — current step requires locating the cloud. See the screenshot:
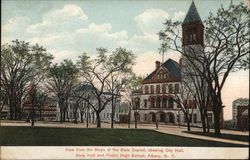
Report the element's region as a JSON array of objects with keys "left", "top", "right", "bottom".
[
  {"left": 2, "top": 16, "right": 30, "bottom": 32},
  {"left": 173, "top": 11, "right": 186, "bottom": 21},
  {"left": 27, "top": 4, "right": 88, "bottom": 34},
  {"left": 27, "top": 23, "right": 129, "bottom": 58},
  {"left": 49, "top": 49, "right": 79, "bottom": 63},
  {"left": 2, "top": 16, "right": 31, "bottom": 41},
  {"left": 133, "top": 51, "right": 181, "bottom": 76},
  {"left": 134, "top": 9, "right": 169, "bottom": 35}
]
